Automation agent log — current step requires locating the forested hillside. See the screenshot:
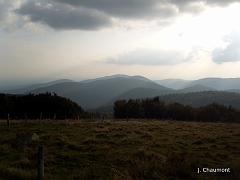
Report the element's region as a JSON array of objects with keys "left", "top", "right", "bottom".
[
  {"left": 114, "top": 97, "right": 240, "bottom": 123},
  {"left": 0, "top": 92, "right": 90, "bottom": 119},
  {"left": 159, "top": 91, "right": 240, "bottom": 109}
]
